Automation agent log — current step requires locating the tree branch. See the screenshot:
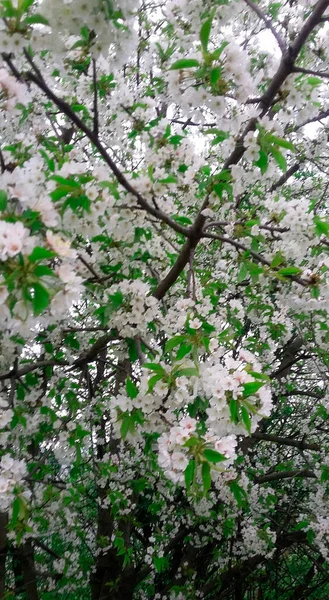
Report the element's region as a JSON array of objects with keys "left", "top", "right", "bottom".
[
  {"left": 254, "top": 469, "right": 316, "bottom": 484},
  {"left": 251, "top": 432, "right": 320, "bottom": 451},
  {"left": 292, "top": 65, "right": 329, "bottom": 78}
]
